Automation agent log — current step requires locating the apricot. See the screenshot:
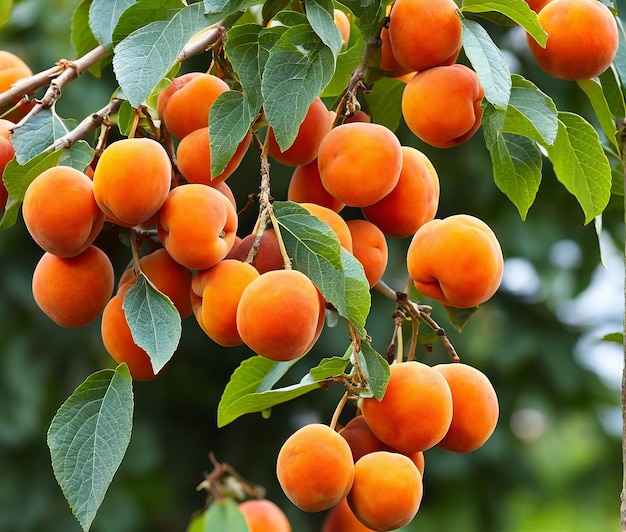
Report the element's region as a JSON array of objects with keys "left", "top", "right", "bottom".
[
  {"left": 433, "top": 363, "right": 499, "bottom": 453},
  {"left": 347, "top": 451, "right": 422, "bottom": 531},
  {"left": 158, "top": 72, "right": 229, "bottom": 139},
  {"left": 345, "top": 219, "right": 388, "bottom": 288},
  {"left": 236, "top": 269, "right": 322, "bottom": 361},
  {"left": 226, "top": 228, "right": 284, "bottom": 274},
  {"left": 334, "top": 9, "right": 351, "bottom": 46},
  {"left": 157, "top": 183, "right": 238, "bottom": 270},
  {"left": 402, "top": 64, "right": 484, "bottom": 149},
  {"left": 322, "top": 497, "right": 376, "bottom": 532},
  {"left": 268, "top": 97, "right": 333, "bottom": 167},
  {"left": 276, "top": 423, "right": 354, "bottom": 512},
  {"left": 379, "top": 26, "right": 412, "bottom": 78},
  {"left": 190, "top": 259, "right": 260, "bottom": 347},
  {"left": 176, "top": 127, "right": 251, "bottom": 186},
  {"left": 156, "top": 72, "right": 202, "bottom": 123},
  {"left": 101, "top": 293, "right": 161, "bottom": 381},
  {"left": 318, "top": 123, "right": 402, "bottom": 207},
  {"left": 0, "top": 119, "right": 15, "bottom": 210},
  {"left": 213, "top": 180, "right": 237, "bottom": 210},
  {"left": 525, "top": 0, "right": 552, "bottom": 11},
  {"left": 0, "top": 50, "right": 32, "bottom": 89},
  {"left": 93, "top": 138, "right": 172, "bottom": 227},
  {"left": 526, "top": 0, "right": 618, "bottom": 80},
  {"left": 117, "top": 248, "right": 193, "bottom": 318},
  {"left": 301, "top": 202, "right": 353, "bottom": 252},
  {"left": 238, "top": 499, "right": 291, "bottom": 532},
  {"left": 287, "top": 160, "right": 345, "bottom": 213},
  {"left": 32, "top": 246, "right": 114, "bottom": 328},
  {"left": 388, "top": 0, "right": 462, "bottom": 72},
  {"left": 406, "top": 214, "right": 504, "bottom": 309},
  {"left": 361, "top": 361, "right": 453, "bottom": 453},
  {"left": 23, "top": 166, "right": 105, "bottom": 258},
  {"left": 343, "top": 110, "right": 371, "bottom": 124}
]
